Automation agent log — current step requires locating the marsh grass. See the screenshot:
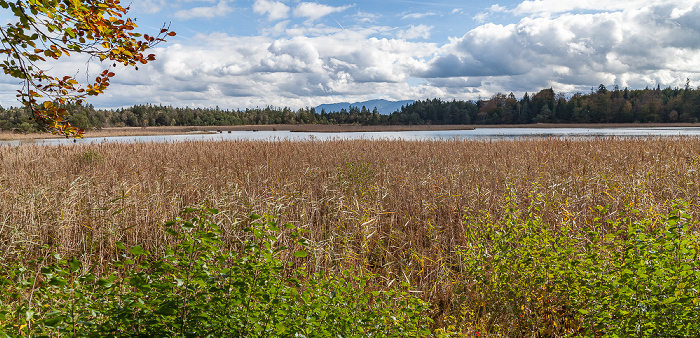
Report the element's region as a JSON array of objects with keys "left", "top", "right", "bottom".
[
  {"left": 1, "top": 137, "right": 700, "bottom": 335},
  {"left": 0, "top": 207, "right": 431, "bottom": 337}
]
